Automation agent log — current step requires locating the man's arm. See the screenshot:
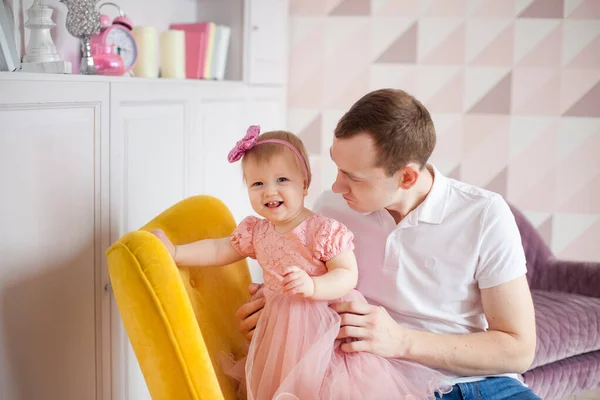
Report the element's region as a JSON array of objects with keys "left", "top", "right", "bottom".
[
  {"left": 334, "top": 275, "right": 536, "bottom": 375},
  {"left": 402, "top": 275, "right": 536, "bottom": 375}
]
